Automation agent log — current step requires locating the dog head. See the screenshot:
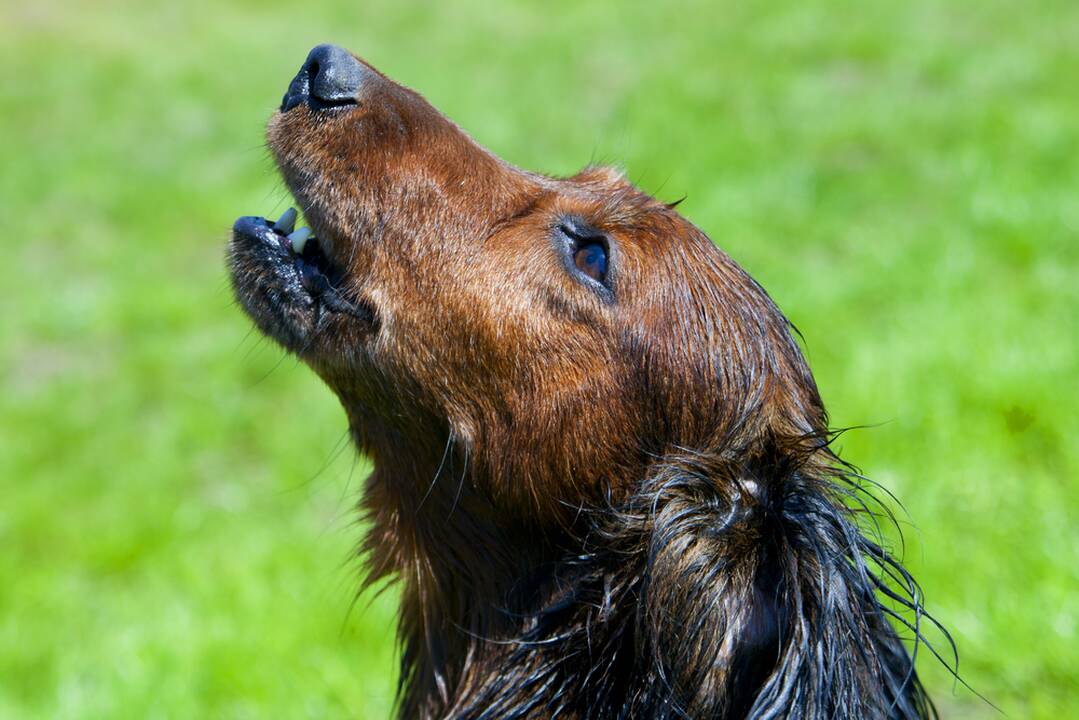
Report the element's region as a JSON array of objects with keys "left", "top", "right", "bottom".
[{"left": 230, "top": 44, "right": 824, "bottom": 521}]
